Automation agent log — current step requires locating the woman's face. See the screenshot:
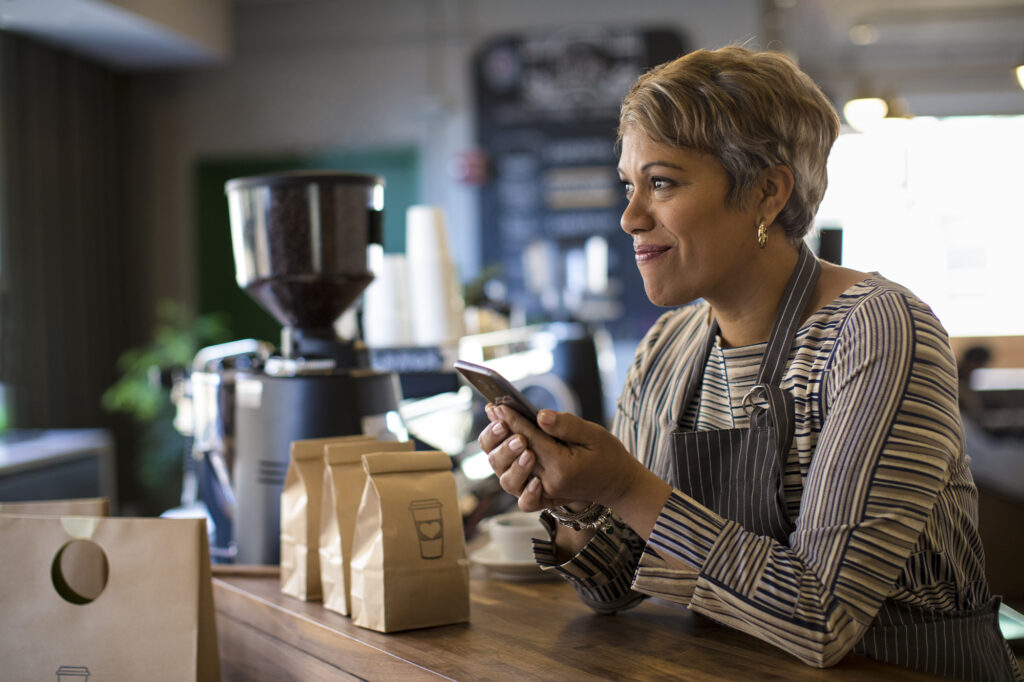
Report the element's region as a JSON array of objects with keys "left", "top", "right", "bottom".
[{"left": 618, "top": 128, "right": 760, "bottom": 308}]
